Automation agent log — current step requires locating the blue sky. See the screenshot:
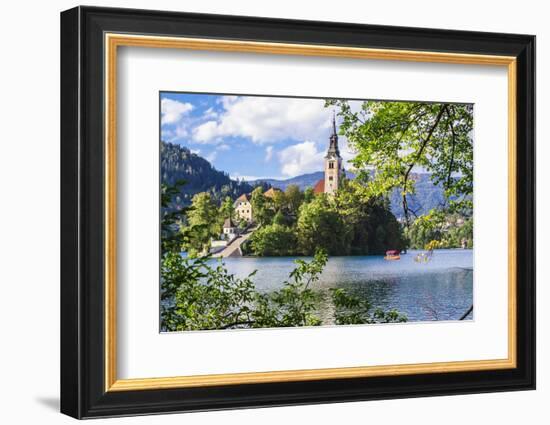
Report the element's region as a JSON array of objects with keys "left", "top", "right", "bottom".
[{"left": 160, "top": 92, "right": 358, "bottom": 180}]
